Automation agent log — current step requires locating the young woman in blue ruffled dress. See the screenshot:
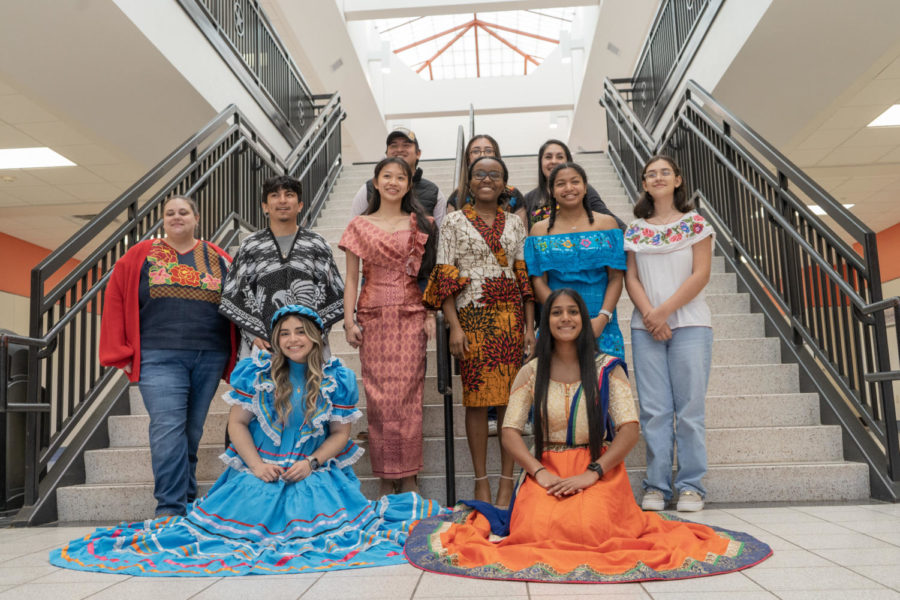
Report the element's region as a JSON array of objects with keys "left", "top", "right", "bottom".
[
  {"left": 525, "top": 162, "right": 626, "bottom": 358},
  {"left": 50, "top": 304, "right": 443, "bottom": 576}
]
